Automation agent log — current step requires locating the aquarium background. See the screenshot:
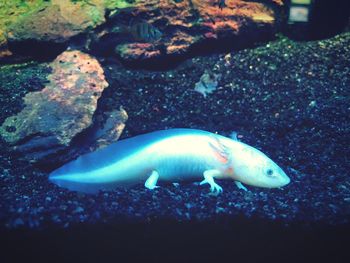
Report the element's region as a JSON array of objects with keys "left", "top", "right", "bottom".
[{"left": 0, "top": 0, "right": 349, "bottom": 262}]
